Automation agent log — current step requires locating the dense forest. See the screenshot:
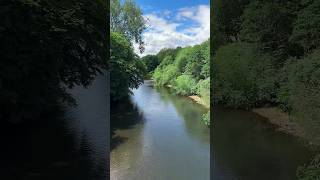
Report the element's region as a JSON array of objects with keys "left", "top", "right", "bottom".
[
  {"left": 211, "top": 0, "right": 320, "bottom": 178},
  {"left": 0, "top": 0, "right": 108, "bottom": 122},
  {"left": 141, "top": 41, "right": 210, "bottom": 125}
]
